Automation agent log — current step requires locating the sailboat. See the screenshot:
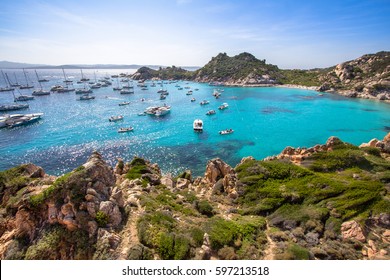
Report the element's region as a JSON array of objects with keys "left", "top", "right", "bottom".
[
  {"left": 90, "top": 71, "right": 101, "bottom": 89},
  {"left": 0, "top": 71, "right": 15, "bottom": 92},
  {"left": 120, "top": 80, "right": 134, "bottom": 94},
  {"left": 62, "top": 68, "right": 73, "bottom": 83},
  {"left": 9, "top": 73, "right": 21, "bottom": 87},
  {"left": 57, "top": 69, "right": 75, "bottom": 93},
  {"left": 32, "top": 70, "right": 50, "bottom": 96},
  {"left": 113, "top": 77, "right": 122, "bottom": 91},
  {"left": 0, "top": 73, "right": 30, "bottom": 111},
  {"left": 19, "top": 69, "right": 34, "bottom": 89},
  {"left": 79, "top": 69, "right": 89, "bottom": 82}
]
